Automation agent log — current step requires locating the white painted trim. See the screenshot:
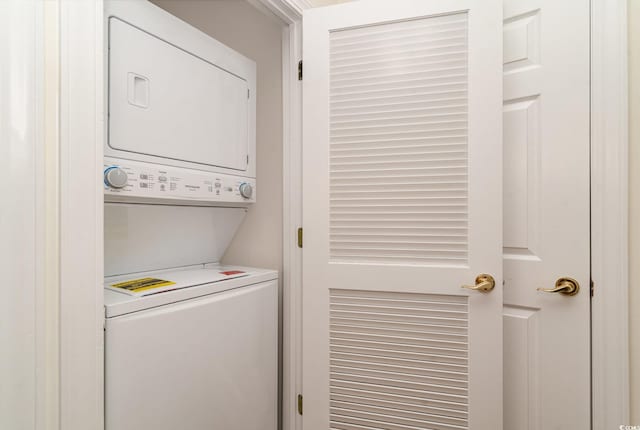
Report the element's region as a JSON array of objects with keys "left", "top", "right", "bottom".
[
  {"left": 42, "top": 1, "right": 61, "bottom": 428},
  {"left": 285, "top": 0, "right": 312, "bottom": 14},
  {"left": 241, "top": 4, "right": 304, "bottom": 429},
  {"left": 0, "top": 1, "right": 48, "bottom": 428},
  {"left": 250, "top": 2, "right": 304, "bottom": 430},
  {"left": 590, "top": 0, "right": 630, "bottom": 428},
  {"left": 244, "top": 4, "right": 305, "bottom": 429},
  {"left": 59, "top": 1, "right": 104, "bottom": 429},
  {"left": 280, "top": 18, "right": 304, "bottom": 430},
  {"left": 250, "top": 0, "right": 305, "bottom": 23}
]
